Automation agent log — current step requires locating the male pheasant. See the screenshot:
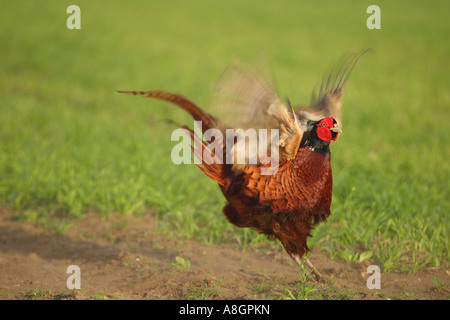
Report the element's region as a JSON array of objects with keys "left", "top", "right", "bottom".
[{"left": 118, "top": 50, "right": 368, "bottom": 280}]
